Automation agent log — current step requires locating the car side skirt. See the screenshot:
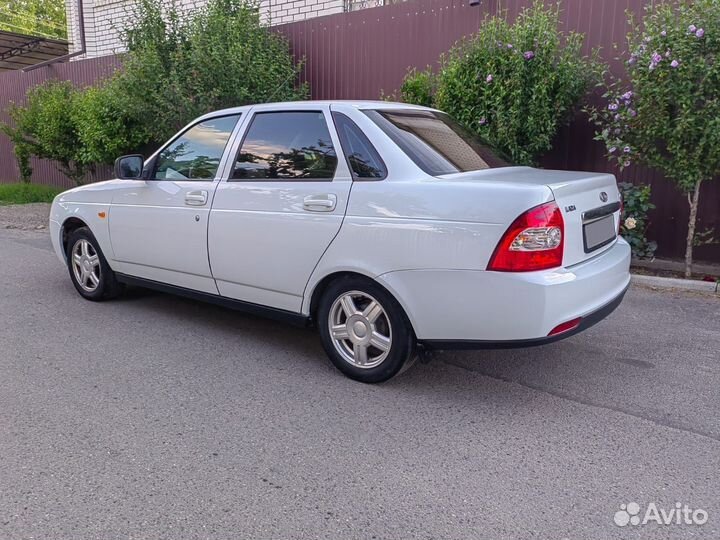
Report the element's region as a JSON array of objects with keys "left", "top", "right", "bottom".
[
  {"left": 420, "top": 285, "right": 628, "bottom": 351},
  {"left": 116, "top": 273, "right": 310, "bottom": 328}
]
